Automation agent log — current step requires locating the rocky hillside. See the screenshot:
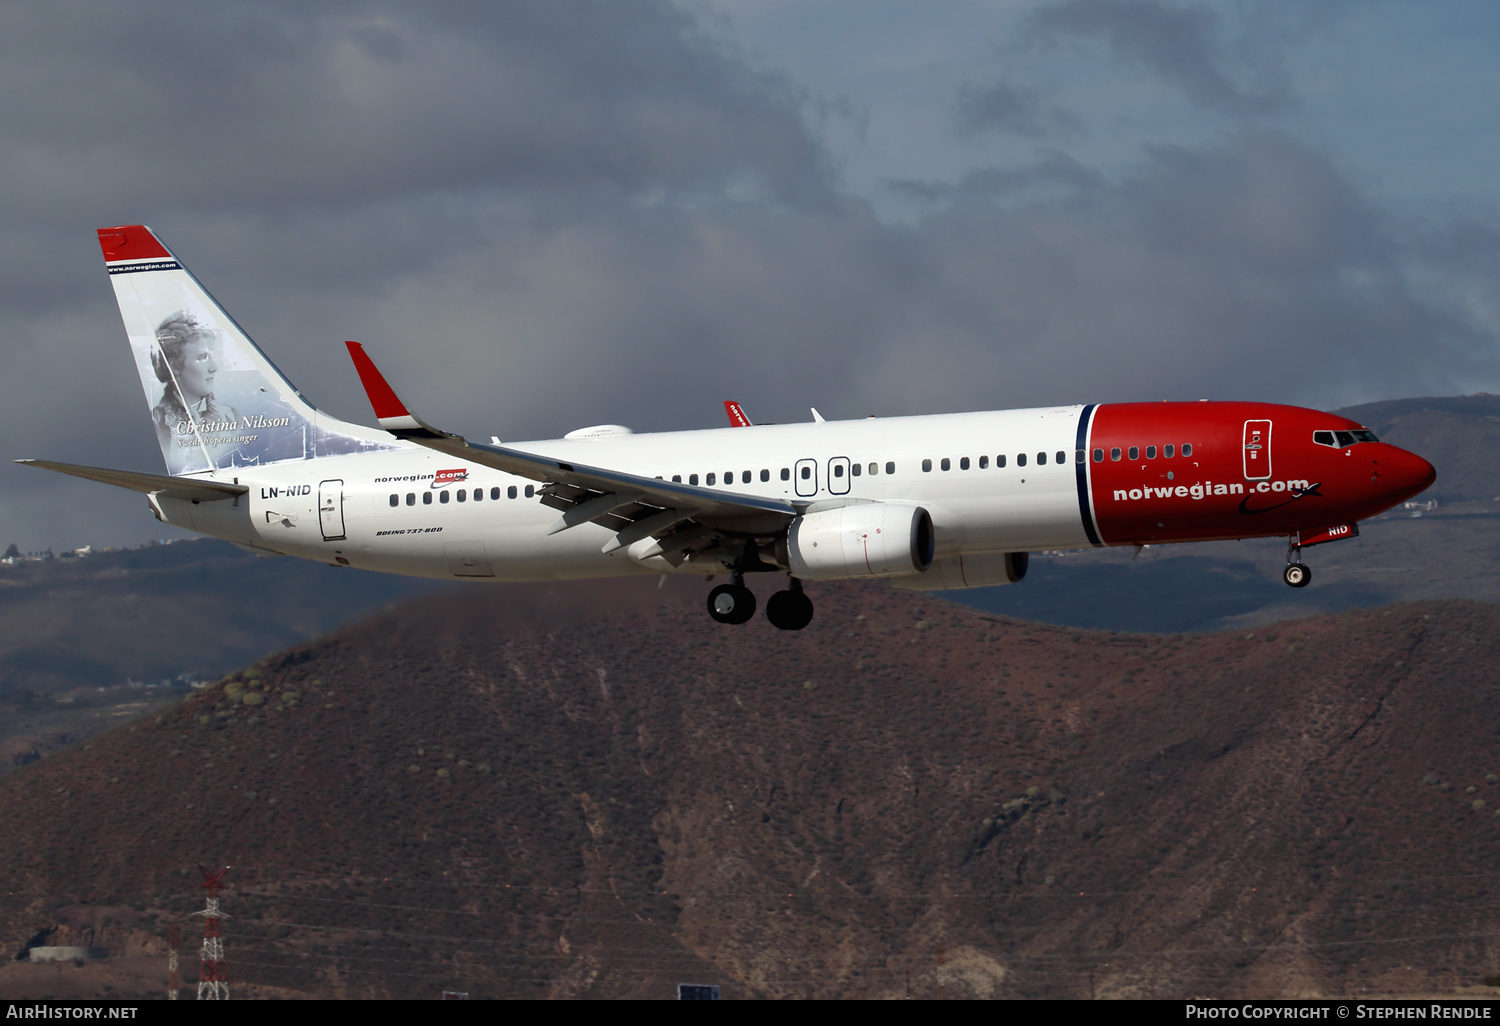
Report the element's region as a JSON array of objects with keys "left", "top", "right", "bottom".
[{"left": 1, "top": 578, "right": 1498, "bottom": 999}]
